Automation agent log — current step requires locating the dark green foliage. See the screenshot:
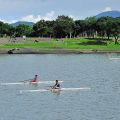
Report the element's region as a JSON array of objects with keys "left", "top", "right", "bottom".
[
  {"left": 15, "top": 24, "right": 33, "bottom": 37},
  {"left": 0, "top": 15, "right": 120, "bottom": 45},
  {"left": 33, "top": 20, "right": 54, "bottom": 37},
  {"left": 53, "top": 15, "right": 75, "bottom": 38},
  {"left": 0, "top": 21, "right": 11, "bottom": 37}
]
